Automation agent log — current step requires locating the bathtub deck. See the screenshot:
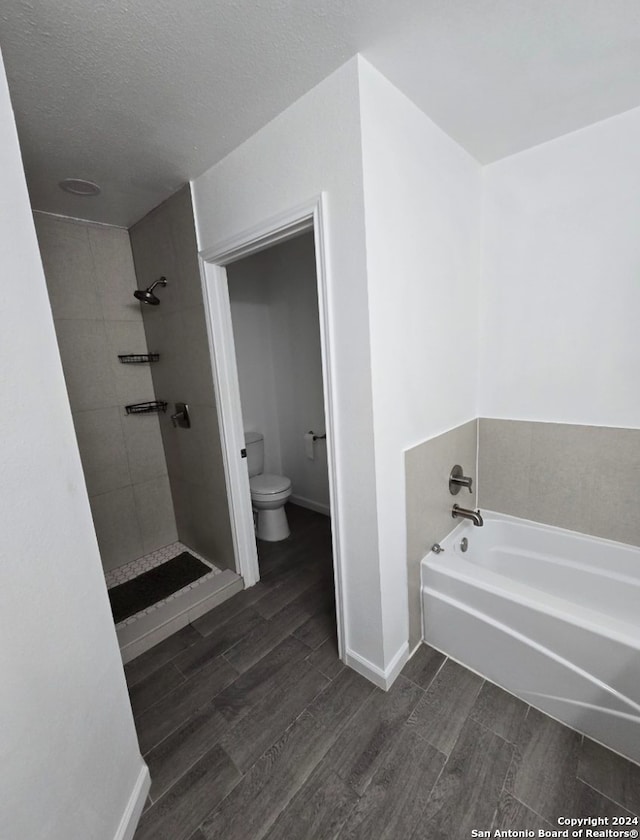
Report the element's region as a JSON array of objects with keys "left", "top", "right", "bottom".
[{"left": 128, "top": 505, "right": 639, "bottom": 839}]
